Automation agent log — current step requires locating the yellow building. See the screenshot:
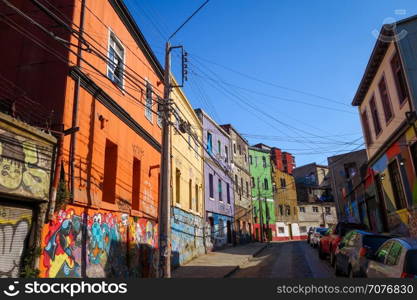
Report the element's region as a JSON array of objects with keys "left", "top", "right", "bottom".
[
  {"left": 273, "top": 166, "right": 301, "bottom": 240},
  {"left": 169, "top": 81, "right": 206, "bottom": 267}
]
